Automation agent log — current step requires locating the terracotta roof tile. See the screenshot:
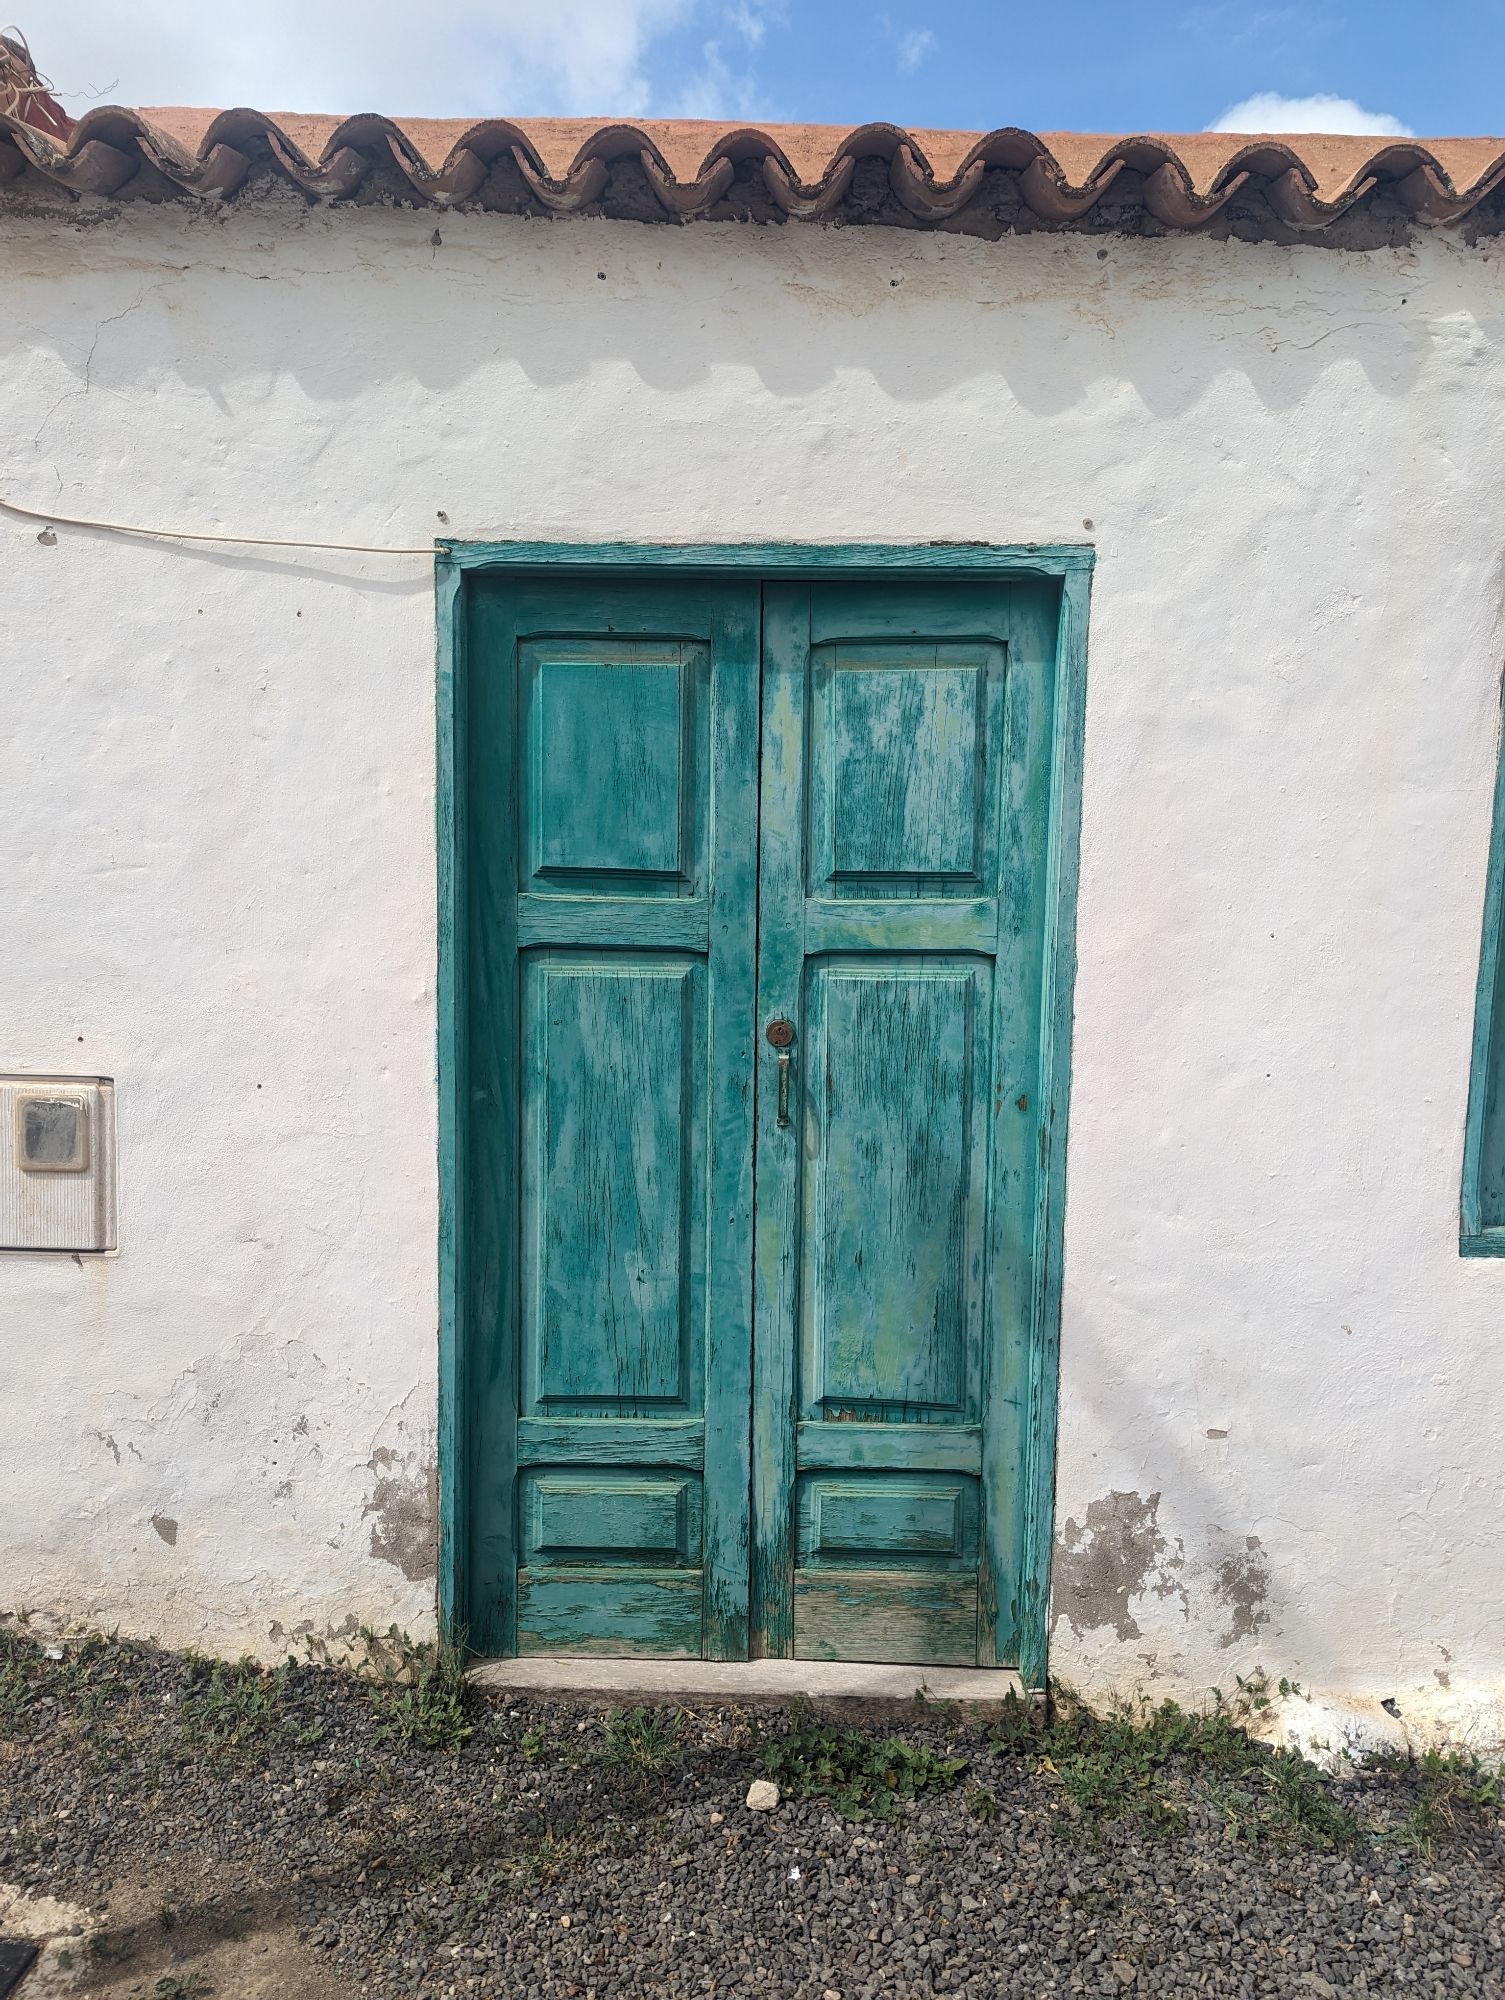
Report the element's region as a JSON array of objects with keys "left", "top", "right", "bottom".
[{"left": 2, "top": 57, "right": 1503, "bottom": 244}]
